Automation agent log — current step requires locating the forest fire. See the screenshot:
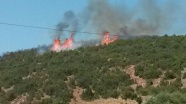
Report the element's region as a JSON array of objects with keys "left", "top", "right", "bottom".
[
  {"left": 51, "top": 34, "right": 74, "bottom": 52},
  {"left": 51, "top": 38, "right": 61, "bottom": 52},
  {"left": 61, "top": 34, "right": 73, "bottom": 50},
  {"left": 51, "top": 32, "right": 119, "bottom": 52},
  {"left": 102, "top": 32, "right": 119, "bottom": 45}
]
